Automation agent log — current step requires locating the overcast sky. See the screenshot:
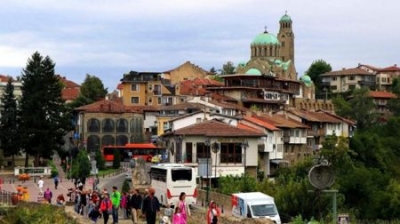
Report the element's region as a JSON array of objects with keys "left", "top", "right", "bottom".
[{"left": 0, "top": 0, "right": 399, "bottom": 91}]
